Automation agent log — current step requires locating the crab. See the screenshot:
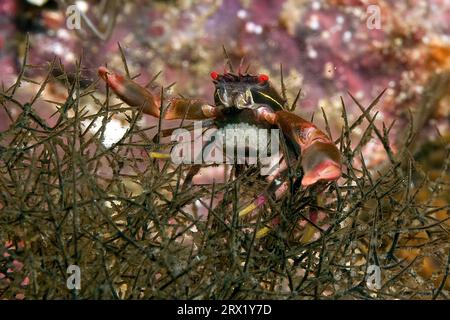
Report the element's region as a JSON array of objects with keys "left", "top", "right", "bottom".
[{"left": 97, "top": 63, "right": 342, "bottom": 239}]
